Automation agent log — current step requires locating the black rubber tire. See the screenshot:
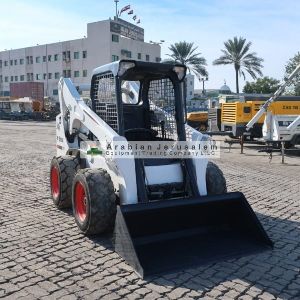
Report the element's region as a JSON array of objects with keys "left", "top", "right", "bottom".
[
  {"left": 206, "top": 161, "right": 227, "bottom": 195},
  {"left": 72, "top": 168, "right": 116, "bottom": 235},
  {"left": 50, "top": 155, "right": 80, "bottom": 209}
]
